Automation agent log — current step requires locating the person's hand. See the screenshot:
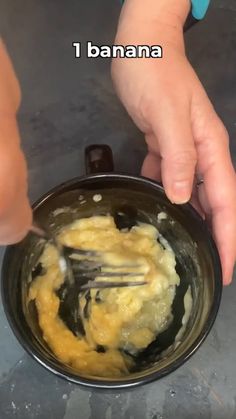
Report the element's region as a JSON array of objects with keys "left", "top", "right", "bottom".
[
  {"left": 0, "top": 39, "right": 32, "bottom": 244},
  {"left": 112, "top": 0, "right": 236, "bottom": 284}
]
